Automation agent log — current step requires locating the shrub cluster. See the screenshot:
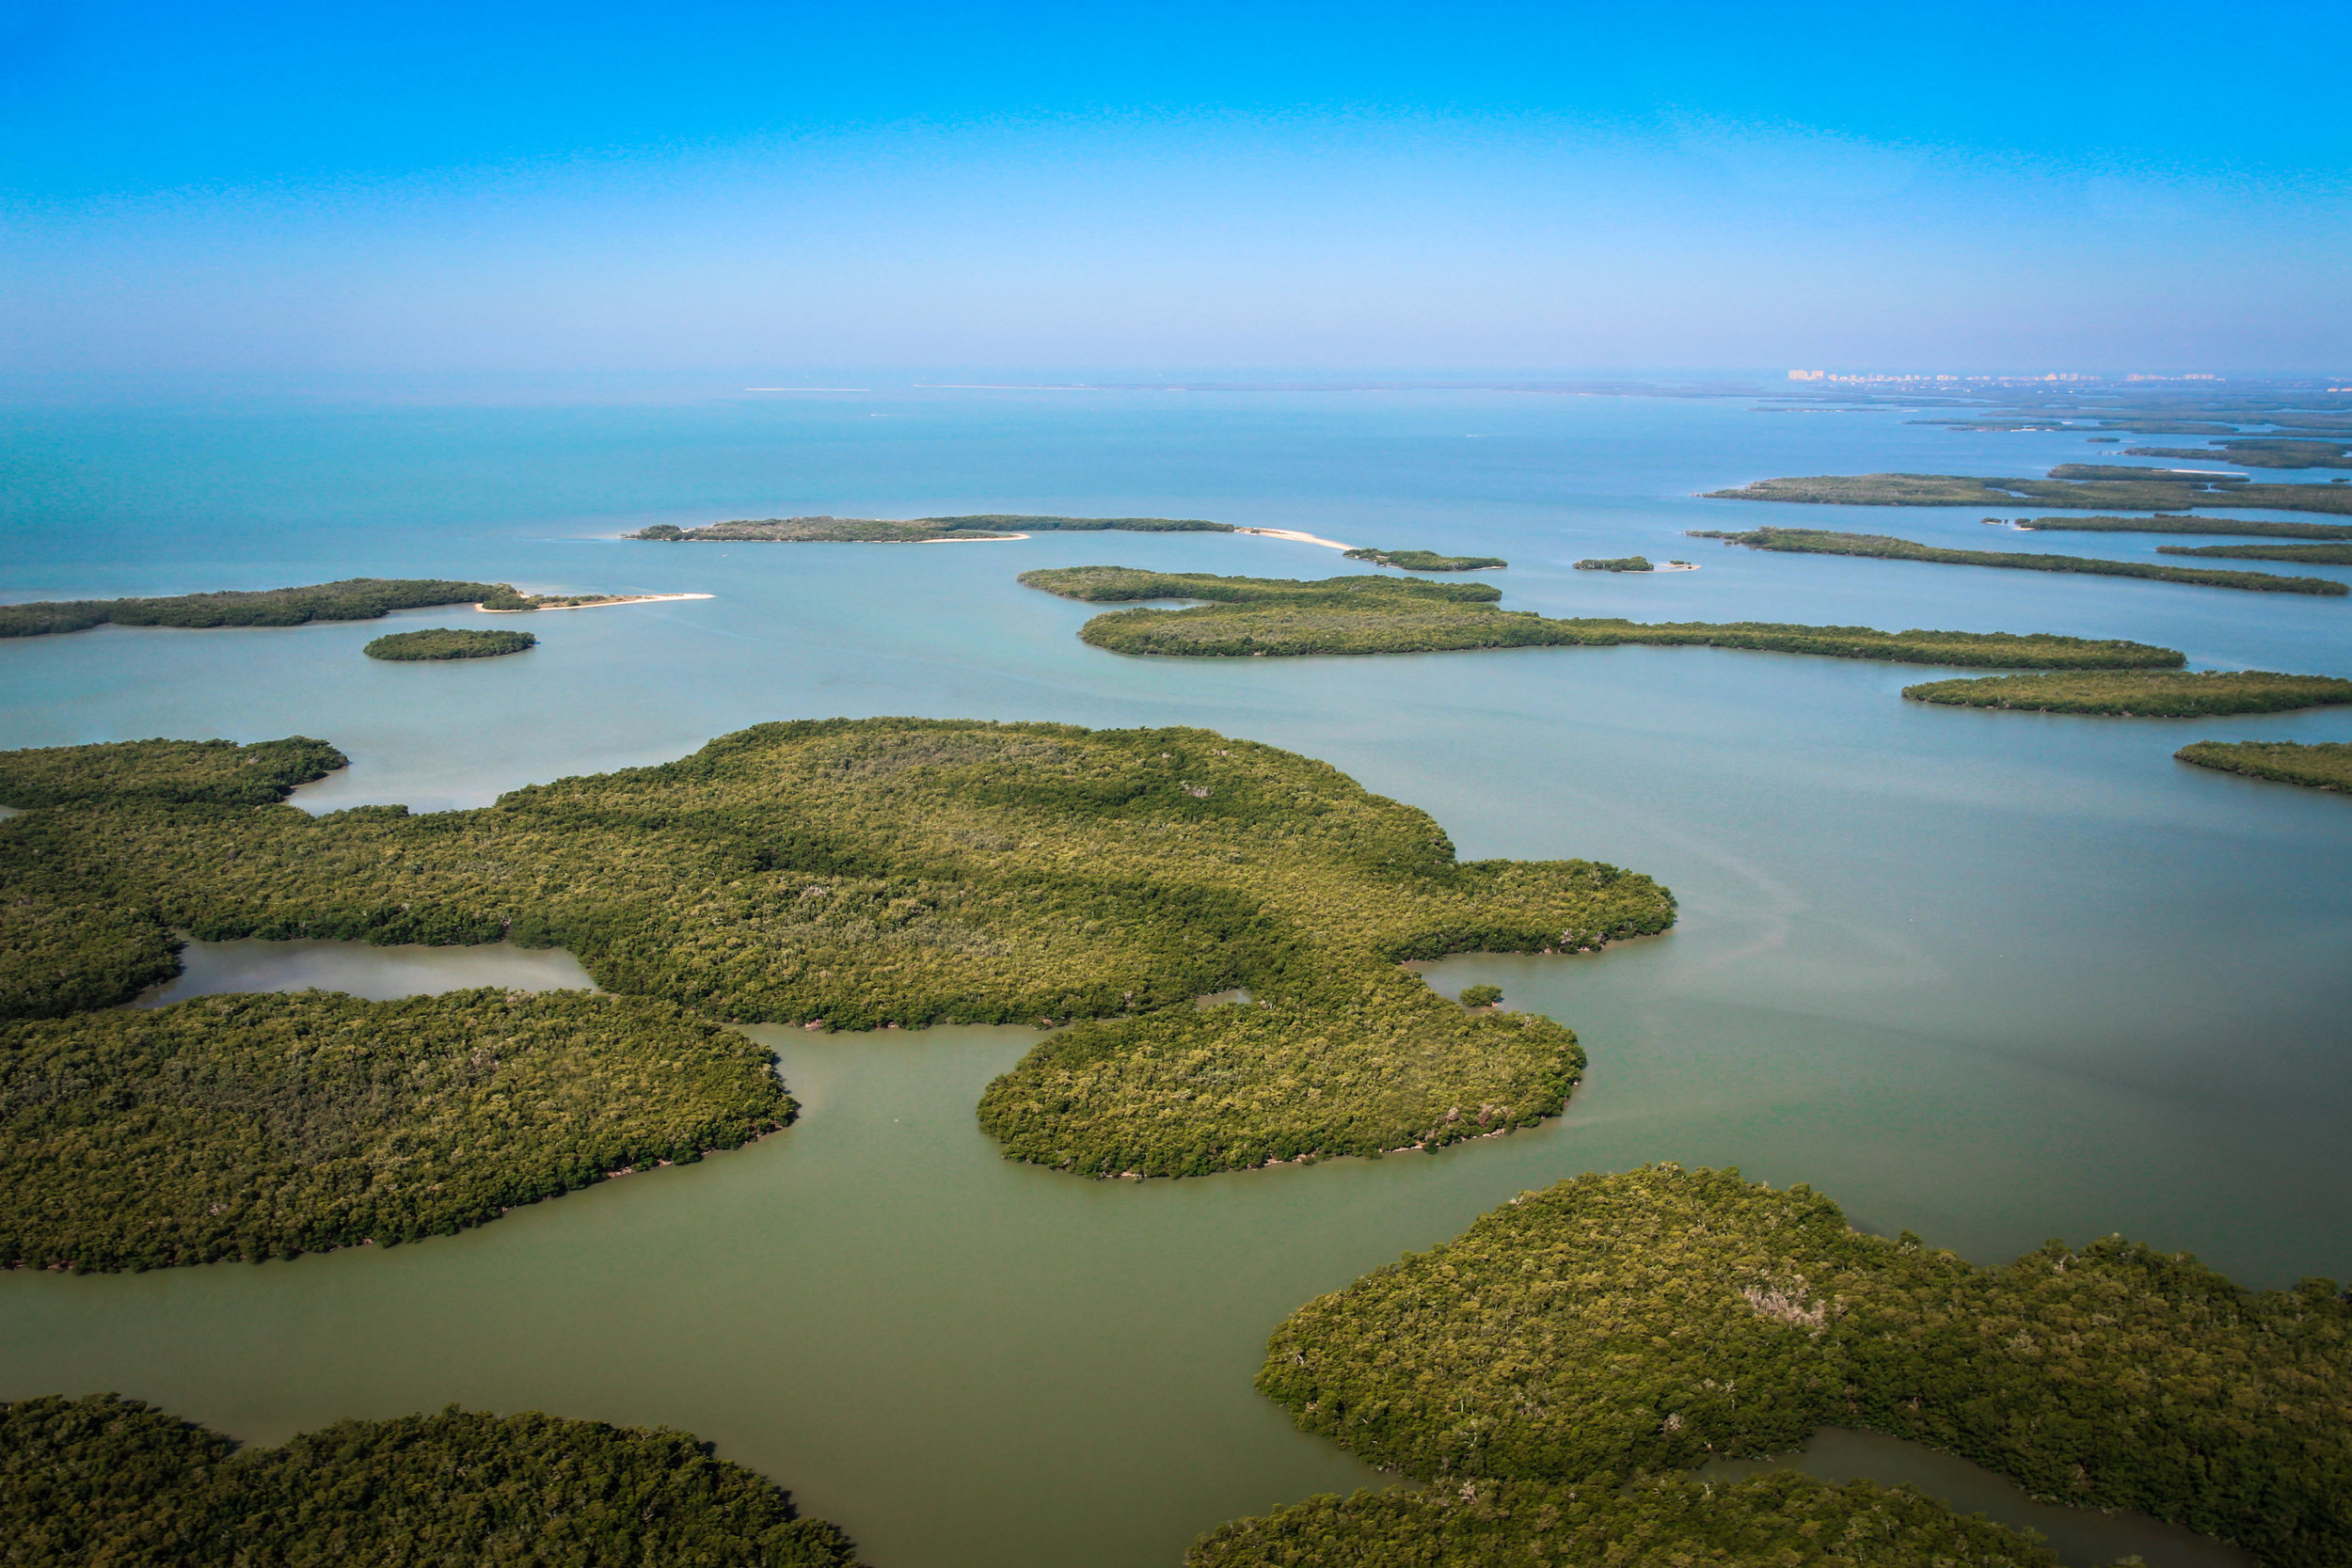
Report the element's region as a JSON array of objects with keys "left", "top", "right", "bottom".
[
  {"left": 1187, "top": 1471, "right": 2060, "bottom": 1568},
  {"left": 1020, "top": 566, "right": 2184, "bottom": 668},
  {"left": 1257, "top": 1163, "right": 2351, "bottom": 1567},
  {"left": 1, "top": 721, "right": 1673, "bottom": 1185},
  {"left": 0, "top": 1395, "right": 860, "bottom": 1565},
  {"left": 0, "top": 989, "right": 790, "bottom": 1270},
  {"left": 364, "top": 627, "right": 538, "bottom": 660},
  {"left": 1902, "top": 670, "right": 2352, "bottom": 717}
]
